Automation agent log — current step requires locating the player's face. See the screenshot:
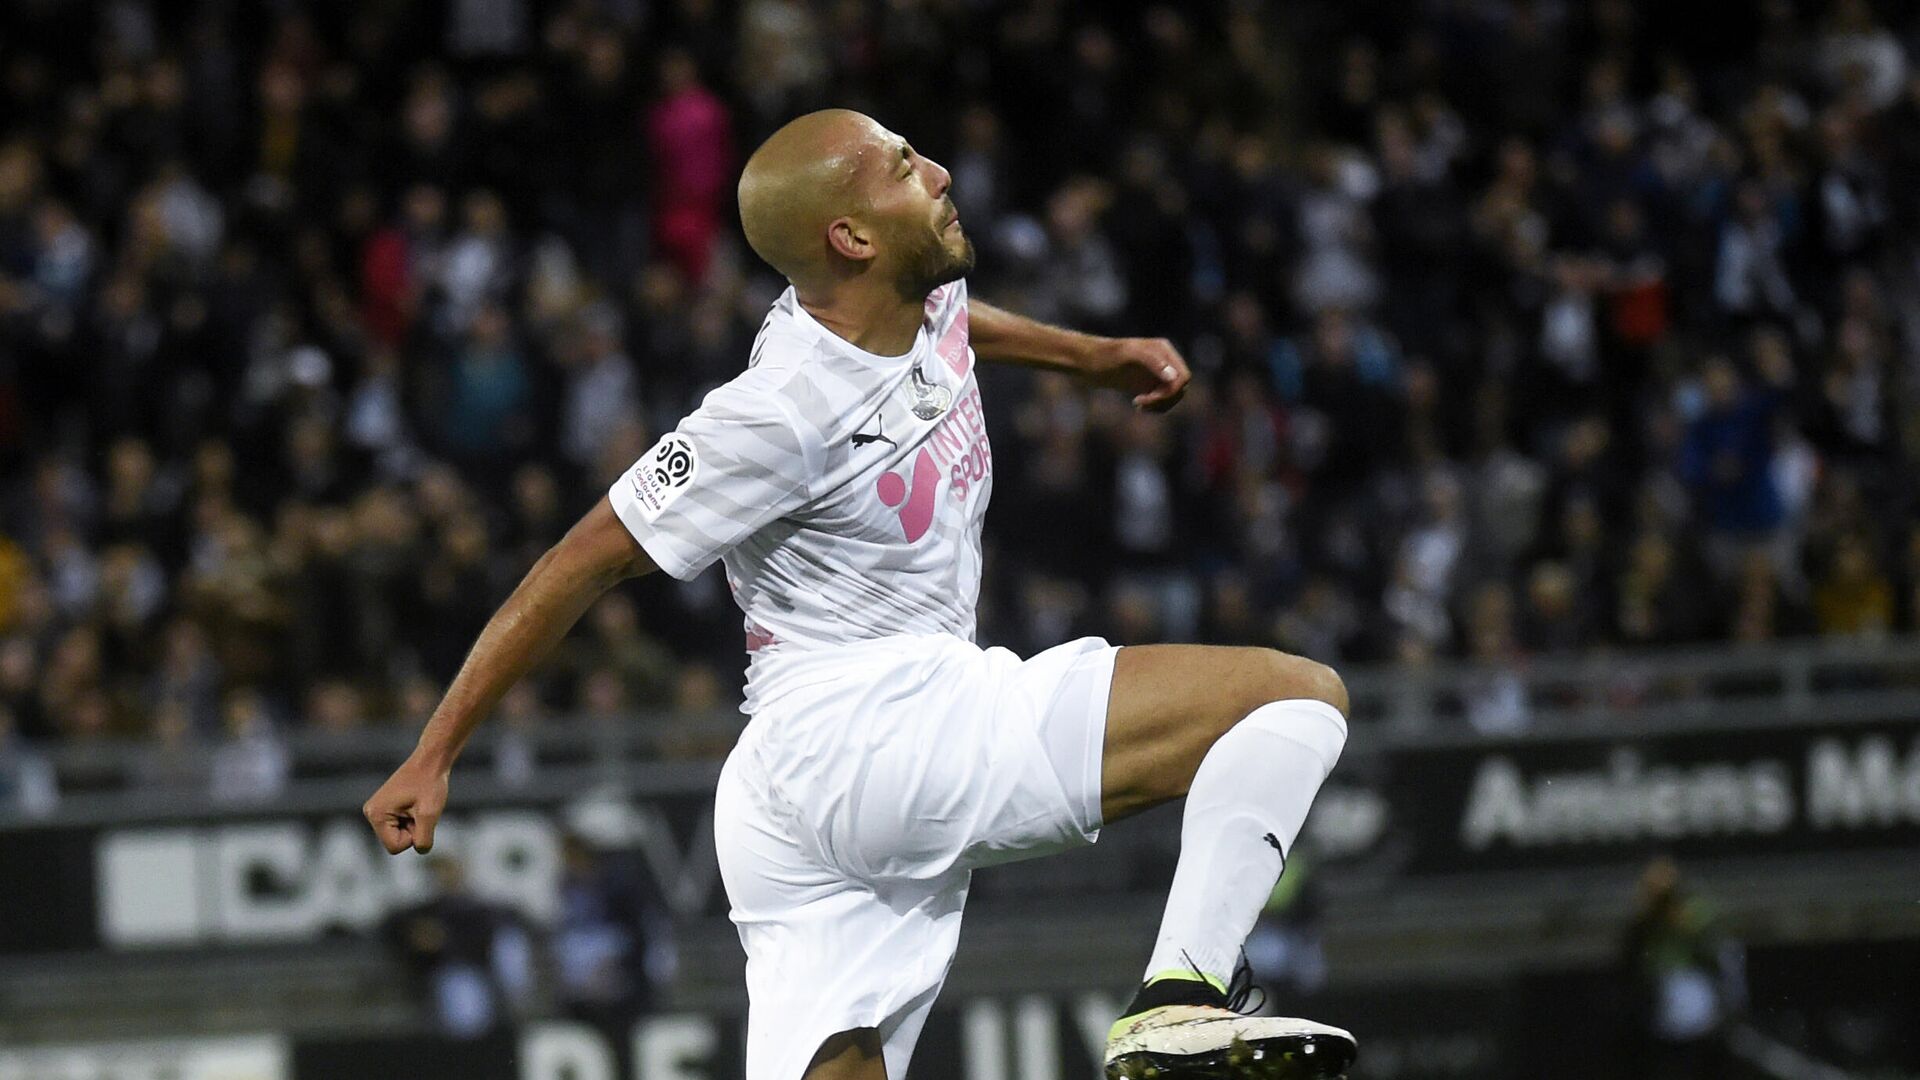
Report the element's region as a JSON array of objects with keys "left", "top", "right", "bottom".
[{"left": 863, "top": 132, "right": 974, "bottom": 298}]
